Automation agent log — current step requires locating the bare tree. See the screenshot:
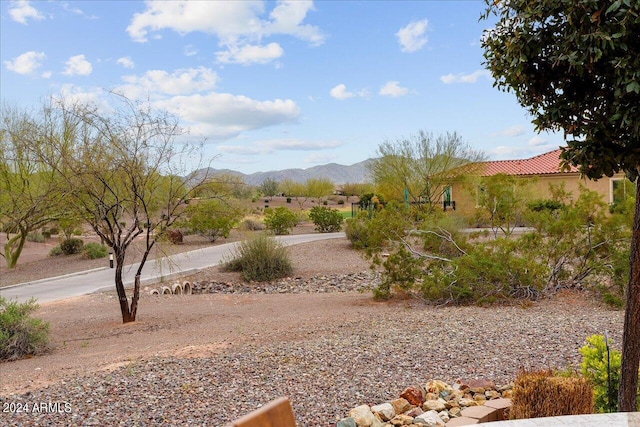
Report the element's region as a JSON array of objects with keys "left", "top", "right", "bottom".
[{"left": 39, "top": 95, "right": 212, "bottom": 323}]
